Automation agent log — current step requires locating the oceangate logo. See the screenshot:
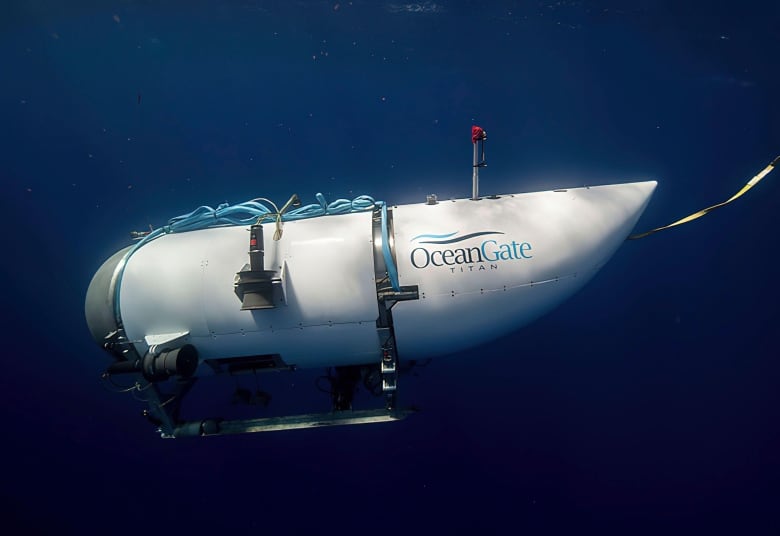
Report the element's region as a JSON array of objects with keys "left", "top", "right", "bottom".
[{"left": 409, "top": 231, "right": 533, "bottom": 272}]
